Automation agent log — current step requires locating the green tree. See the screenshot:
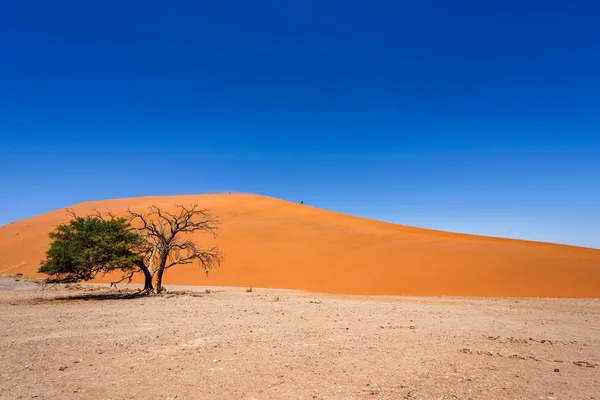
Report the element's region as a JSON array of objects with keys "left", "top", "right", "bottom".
[{"left": 39, "top": 215, "right": 144, "bottom": 283}]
